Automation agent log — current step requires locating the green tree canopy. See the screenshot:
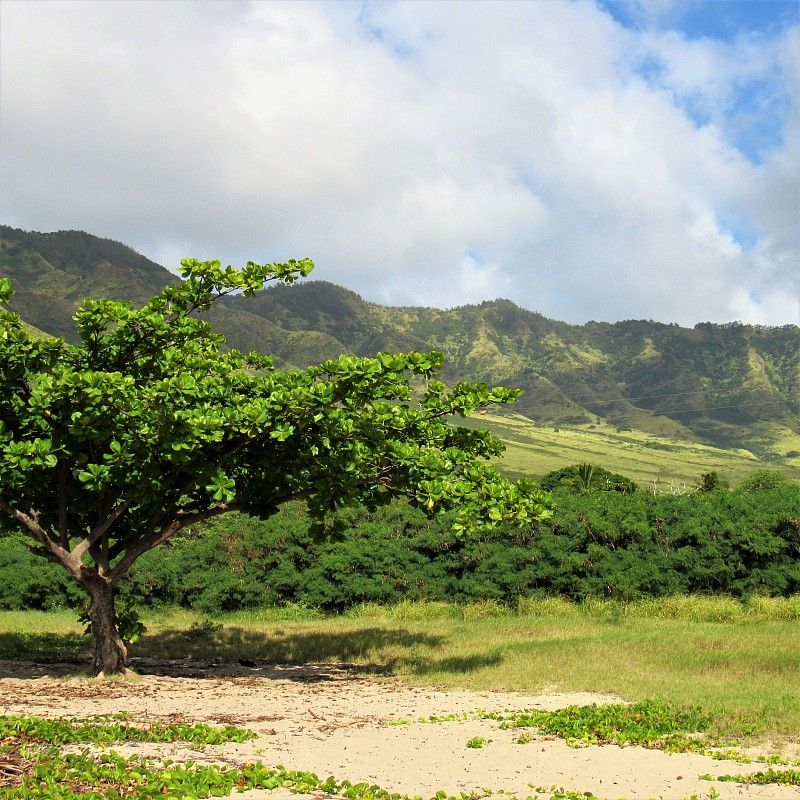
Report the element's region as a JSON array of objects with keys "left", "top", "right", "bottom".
[
  {"left": 0, "top": 258, "right": 553, "bottom": 674},
  {"left": 538, "top": 463, "right": 638, "bottom": 495},
  {"left": 737, "top": 470, "right": 789, "bottom": 493}
]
